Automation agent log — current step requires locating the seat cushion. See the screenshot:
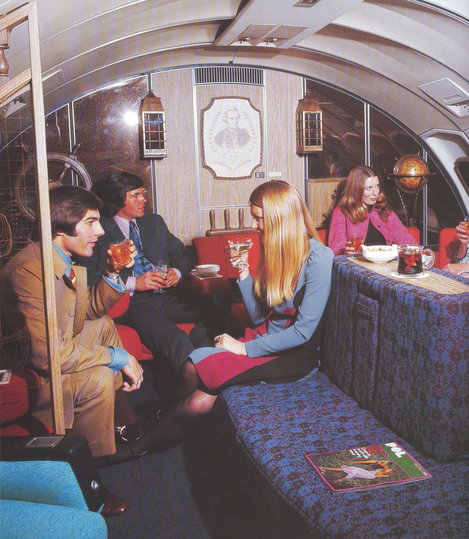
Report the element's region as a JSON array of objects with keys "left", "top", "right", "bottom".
[
  {"left": 214, "top": 372, "right": 469, "bottom": 539},
  {"left": 0, "top": 369, "right": 40, "bottom": 425},
  {"left": 0, "top": 500, "right": 107, "bottom": 539}
]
